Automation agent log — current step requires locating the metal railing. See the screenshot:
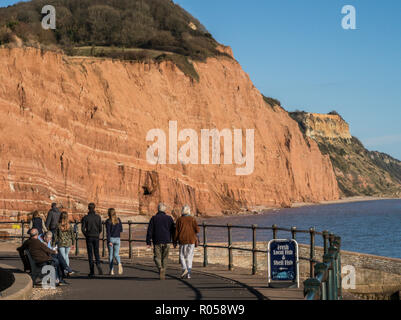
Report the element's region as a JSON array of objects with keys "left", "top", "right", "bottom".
[
  {"left": 303, "top": 234, "right": 342, "bottom": 300},
  {"left": 0, "top": 219, "right": 341, "bottom": 299}
]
